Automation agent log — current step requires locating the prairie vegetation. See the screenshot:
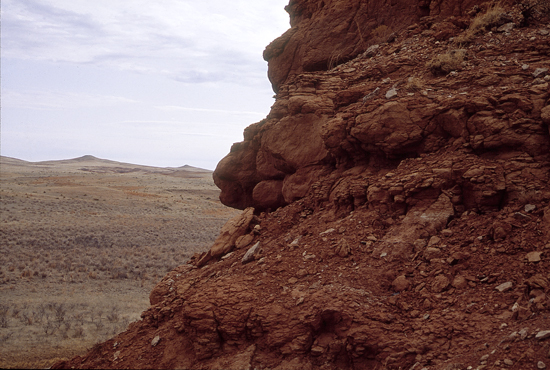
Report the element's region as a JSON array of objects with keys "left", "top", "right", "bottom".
[
  {"left": 0, "top": 156, "right": 239, "bottom": 368},
  {"left": 426, "top": 48, "right": 467, "bottom": 75},
  {"left": 454, "top": 4, "right": 507, "bottom": 44}
]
